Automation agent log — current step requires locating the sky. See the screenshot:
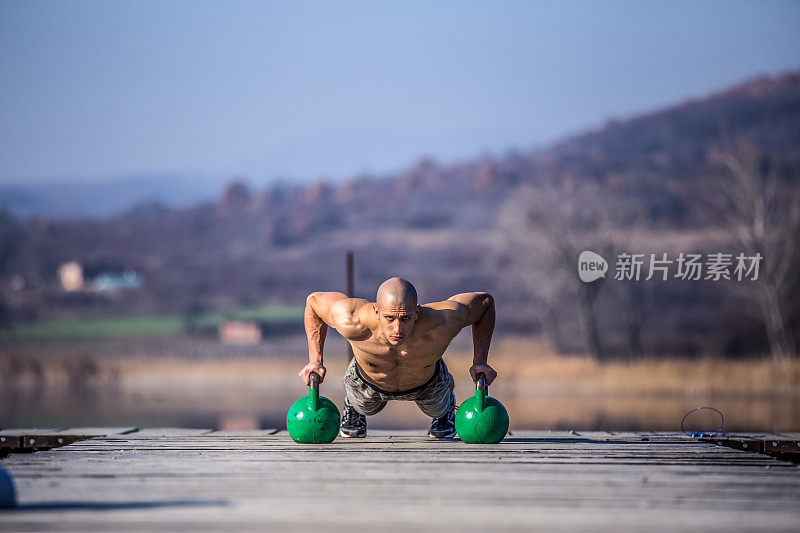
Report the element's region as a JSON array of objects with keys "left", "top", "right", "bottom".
[{"left": 1, "top": 0, "right": 799, "bottom": 185}]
